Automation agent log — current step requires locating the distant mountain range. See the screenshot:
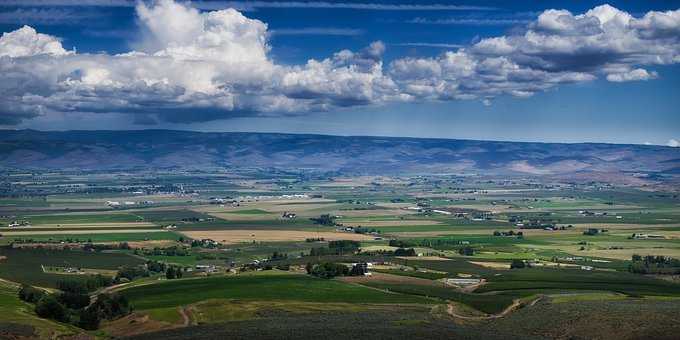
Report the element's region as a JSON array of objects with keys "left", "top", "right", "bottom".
[{"left": 1, "top": 129, "right": 678, "bottom": 185}]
